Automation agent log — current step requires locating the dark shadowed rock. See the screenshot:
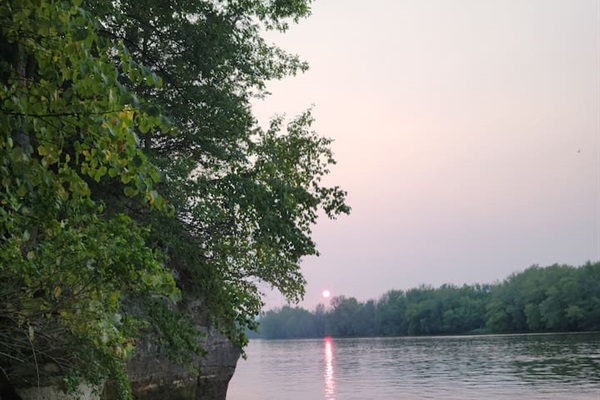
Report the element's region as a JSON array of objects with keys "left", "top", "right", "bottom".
[
  {"left": 121, "top": 327, "right": 240, "bottom": 400},
  {"left": 14, "top": 328, "right": 240, "bottom": 400}
]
